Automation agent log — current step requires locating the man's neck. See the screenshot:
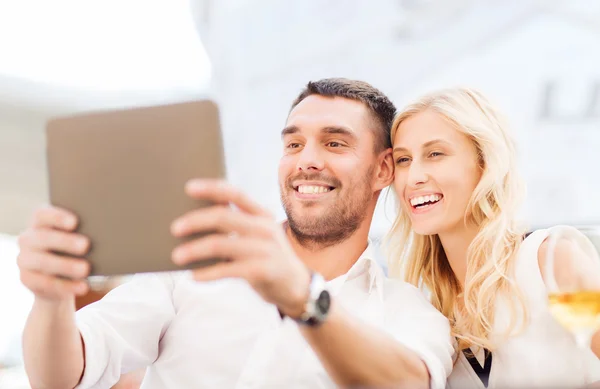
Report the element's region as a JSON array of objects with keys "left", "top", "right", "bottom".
[{"left": 284, "top": 222, "right": 371, "bottom": 281}]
